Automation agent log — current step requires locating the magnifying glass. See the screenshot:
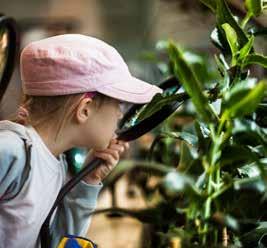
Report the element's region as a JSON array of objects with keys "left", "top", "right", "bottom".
[
  {"left": 41, "top": 76, "right": 190, "bottom": 247},
  {"left": 65, "top": 76, "right": 187, "bottom": 174},
  {"left": 0, "top": 15, "right": 19, "bottom": 103}
]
